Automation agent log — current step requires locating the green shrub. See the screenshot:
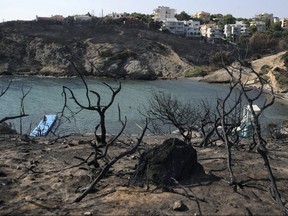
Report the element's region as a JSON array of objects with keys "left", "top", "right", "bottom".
[
  {"left": 100, "top": 49, "right": 136, "bottom": 60},
  {"left": 262, "top": 74, "right": 270, "bottom": 81},
  {"left": 99, "top": 50, "right": 113, "bottom": 58},
  {"left": 275, "top": 72, "right": 288, "bottom": 86},
  {"left": 260, "top": 64, "right": 271, "bottom": 75},
  {"left": 111, "top": 49, "right": 136, "bottom": 60},
  {"left": 209, "top": 51, "right": 233, "bottom": 67},
  {"left": 184, "top": 67, "right": 204, "bottom": 77},
  {"left": 281, "top": 52, "right": 288, "bottom": 70}
]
